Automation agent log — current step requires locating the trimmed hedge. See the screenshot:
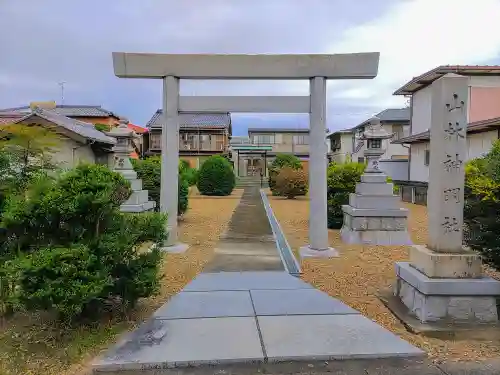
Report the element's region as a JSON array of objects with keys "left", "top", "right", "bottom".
[
  {"left": 197, "top": 155, "right": 235, "bottom": 196},
  {"left": 326, "top": 161, "right": 365, "bottom": 229}
]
